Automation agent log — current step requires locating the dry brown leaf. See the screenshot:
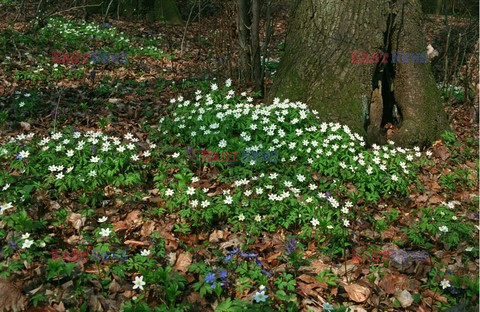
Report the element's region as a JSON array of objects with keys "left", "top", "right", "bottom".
[
  {"left": 122, "top": 290, "right": 136, "bottom": 299},
  {"left": 107, "top": 98, "right": 121, "bottom": 103},
  {"left": 19, "top": 122, "right": 30, "bottom": 131},
  {"left": 0, "top": 279, "right": 27, "bottom": 312},
  {"left": 185, "top": 292, "right": 204, "bottom": 304},
  {"left": 297, "top": 274, "right": 328, "bottom": 291},
  {"left": 394, "top": 289, "right": 414, "bottom": 308},
  {"left": 297, "top": 281, "right": 318, "bottom": 296},
  {"left": 301, "top": 298, "right": 323, "bottom": 312},
  {"left": 114, "top": 221, "right": 129, "bottom": 232},
  {"left": 148, "top": 188, "right": 160, "bottom": 195},
  {"left": 429, "top": 181, "right": 442, "bottom": 191},
  {"left": 67, "top": 212, "right": 86, "bottom": 231},
  {"left": 299, "top": 260, "right": 328, "bottom": 275},
  {"left": 429, "top": 194, "right": 445, "bottom": 204},
  {"left": 219, "top": 234, "right": 244, "bottom": 250},
  {"left": 379, "top": 274, "right": 409, "bottom": 294},
  {"left": 381, "top": 227, "right": 397, "bottom": 240},
  {"left": 348, "top": 306, "right": 368, "bottom": 312},
  {"left": 416, "top": 194, "right": 428, "bottom": 203},
  {"left": 108, "top": 279, "right": 123, "bottom": 293},
  {"left": 424, "top": 289, "right": 448, "bottom": 303},
  {"left": 140, "top": 220, "right": 155, "bottom": 237},
  {"left": 65, "top": 235, "right": 82, "bottom": 245},
  {"left": 125, "top": 210, "right": 142, "bottom": 227},
  {"left": 53, "top": 302, "right": 66, "bottom": 312},
  {"left": 173, "top": 252, "right": 192, "bottom": 273},
  {"left": 208, "top": 230, "right": 224, "bottom": 243},
  {"left": 344, "top": 284, "right": 370, "bottom": 302},
  {"left": 433, "top": 145, "right": 451, "bottom": 161},
  {"left": 88, "top": 295, "right": 104, "bottom": 312},
  {"left": 266, "top": 252, "right": 282, "bottom": 263},
  {"left": 123, "top": 240, "right": 149, "bottom": 247},
  {"left": 466, "top": 160, "right": 476, "bottom": 168}
]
